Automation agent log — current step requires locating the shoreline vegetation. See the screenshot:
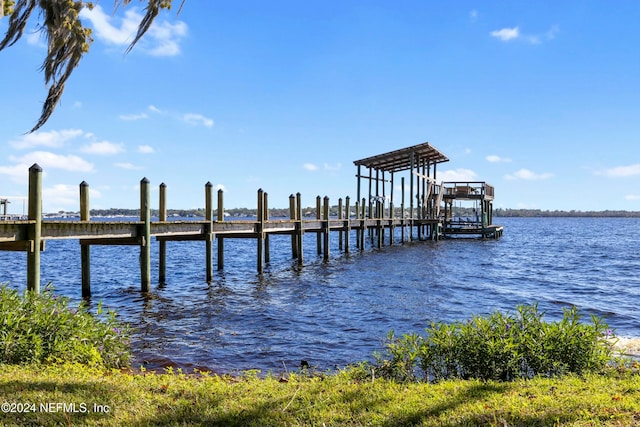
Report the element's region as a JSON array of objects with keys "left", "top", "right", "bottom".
[
  {"left": 41, "top": 207, "right": 640, "bottom": 219},
  {"left": 3, "top": 287, "right": 640, "bottom": 425}
]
